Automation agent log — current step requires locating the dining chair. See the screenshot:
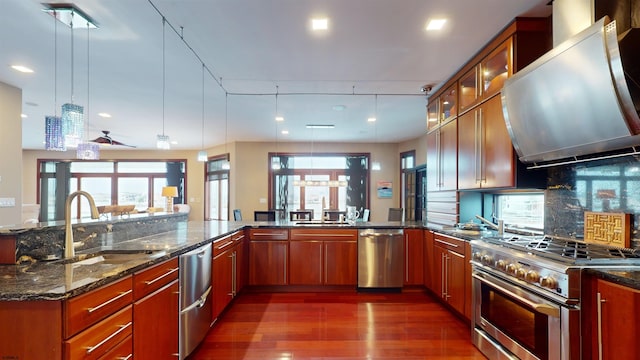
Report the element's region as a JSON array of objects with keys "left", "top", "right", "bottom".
[
  {"left": 388, "top": 208, "right": 404, "bottom": 221},
  {"left": 289, "top": 210, "right": 312, "bottom": 221},
  {"left": 254, "top": 210, "right": 276, "bottom": 221}
]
